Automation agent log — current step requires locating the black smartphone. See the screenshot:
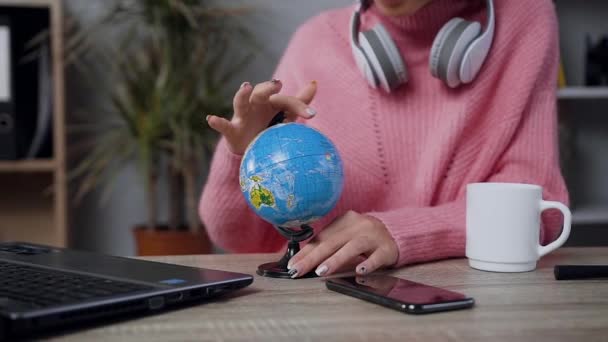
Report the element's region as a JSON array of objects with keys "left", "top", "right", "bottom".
[{"left": 326, "top": 275, "right": 474, "bottom": 314}]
